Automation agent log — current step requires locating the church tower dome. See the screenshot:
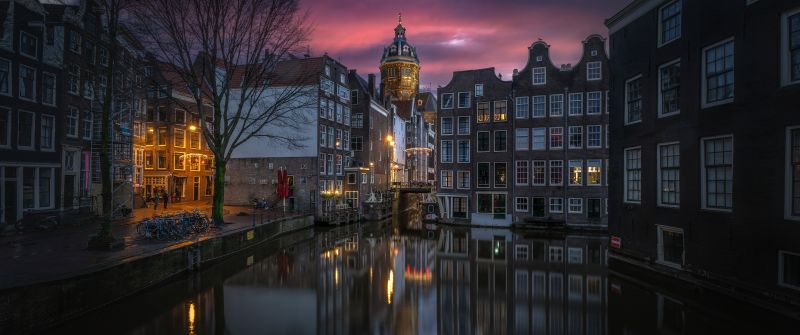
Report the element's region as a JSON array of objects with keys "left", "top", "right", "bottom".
[{"left": 380, "top": 13, "right": 419, "bottom": 101}]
